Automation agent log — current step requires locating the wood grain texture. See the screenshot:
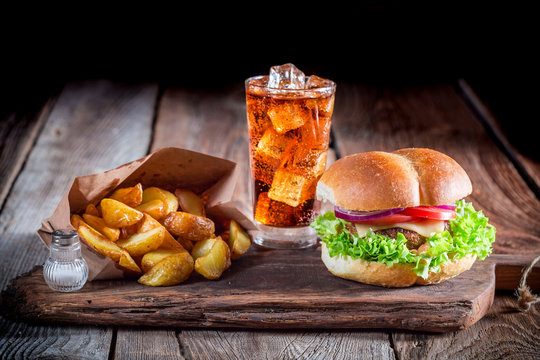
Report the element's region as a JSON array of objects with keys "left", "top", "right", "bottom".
[
  {"left": 0, "top": 80, "right": 158, "bottom": 290},
  {"left": 458, "top": 79, "right": 540, "bottom": 197},
  {"left": 392, "top": 292, "right": 540, "bottom": 360},
  {"left": 178, "top": 329, "right": 396, "bottom": 360},
  {"left": 0, "top": 98, "right": 54, "bottom": 210},
  {"left": 519, "top": 154, "right": 540, "bottom": 194},
  {"left": 114, "top": 328, "right": 185, "bottom": 360},
  {"left": 152, "top": 86, "right": 252, "bottom": 215},
  {"left": 330, "top": 83, "right": 540, "bottom": 255},
  {"left": 490, "top": 254, "right": 540, "bottom": 291},
  {"left": 0, "top": 317, "right": 113, "bottom": 360},
  {"left": 0, "top": 80, "right": 158, "bottom": 360},
  {"left": 1, "top": 247, "right": 495, "bottom": 333}
]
